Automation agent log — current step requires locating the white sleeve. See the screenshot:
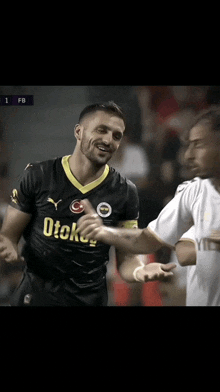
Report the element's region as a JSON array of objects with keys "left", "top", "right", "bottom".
[
  {"left": 147, "top": 179, "right": 200, "bottom": 247},
  {"left": 178, "top": 226, "right": 196, "bottom": 243}
]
